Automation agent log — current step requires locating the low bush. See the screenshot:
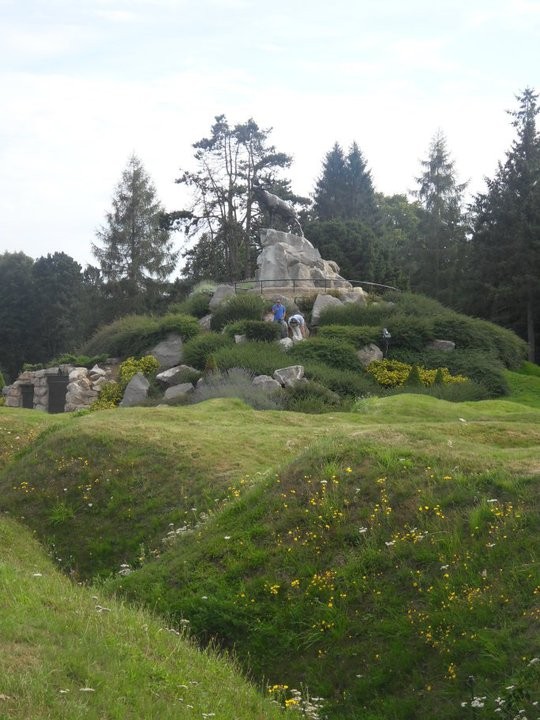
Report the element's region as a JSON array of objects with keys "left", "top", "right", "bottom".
[
  {"left": 432, "top": 315, "right": 526, "bottom": 368},
  {"left": 244, "top": 321, "right": 281, "bottom": 342},
  {"left": 81, "top": 315, "right": 162, "bottom": 357},
  {"left": 390, "top": 348, "right": 509, "bottom": 396},
  {"left": 182, "top": 333, "right": 233, "bottom": 371},
  {"left": 302, "top": 361, "right": 379, "bottom": 398},
  {"left": 288, "top": 337, "right": 362, "bottom": 372},
  {"left": 157, "top": 313, "right": 201, "bottom": 341},
  {"left": 51, "top": 353, "right": 108, "bottom": 368},
  {"left": 317, "top": 325, "right": 380, "bottom": 348},
  {"left": 366, "top": 359, "right": 467, "bottom": 388},
  {"left": 210, "top": 294, "right": 266, "bottom": 332},
  {"left": 168, "top": 292, "right": 212, "bottom": 319},
  {"left": 385, "top": 313, "right": 434, "bottom": 351},
  {"left": 118, "top": 355, "right": 160, "bottom": 385},
  {"left": 189, "top": 368, "right": 283, "bottom": 410},
  {"left": 518, "top": 361, "right": 540, "bottom": 377},
  {"left": 213, "top": 342, "right": 287, "bottom": 377},
  {"left": 318, "top": 301, "right": 396, "bottom": 327},
  {"left": 90, "top": 381, "right": 124, "bottom": 410},
  {"left": 282, "top": 380, "right": 344, "bottom": 413}
]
